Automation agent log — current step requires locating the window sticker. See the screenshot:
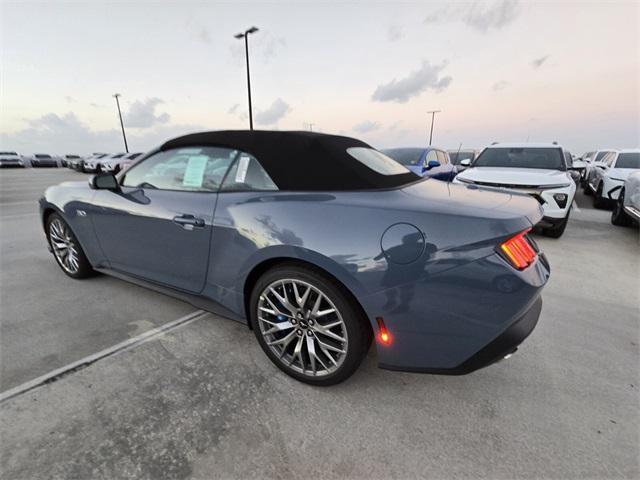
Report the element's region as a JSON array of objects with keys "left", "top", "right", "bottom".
[
  {"left": 235, "top": 155, "right": 251, "bottom": 183},
  {"left": 182, "top": 155, "right": 209, "bottom": 187}
]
